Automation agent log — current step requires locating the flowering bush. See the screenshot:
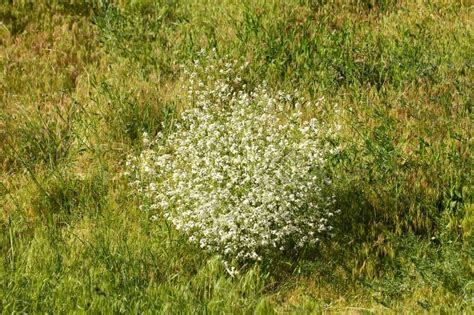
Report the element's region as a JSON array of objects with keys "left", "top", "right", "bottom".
[{"left": 127, "top": 53, "right": 339, "bottom": 262}]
